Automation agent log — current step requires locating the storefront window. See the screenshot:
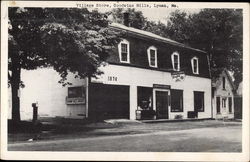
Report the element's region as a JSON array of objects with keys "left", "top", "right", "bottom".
[
  {"left": 137, "top": 87, "right": 153, "bottom": 110},
  {"left": 171, "top": 89, "right": 183, "bottom": 112},
  {"left": 194, "top": 91, "right": 204, "bottom": 112},
  {"left": 68, "top": 86, "right": 85, "bottom": 98}
]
